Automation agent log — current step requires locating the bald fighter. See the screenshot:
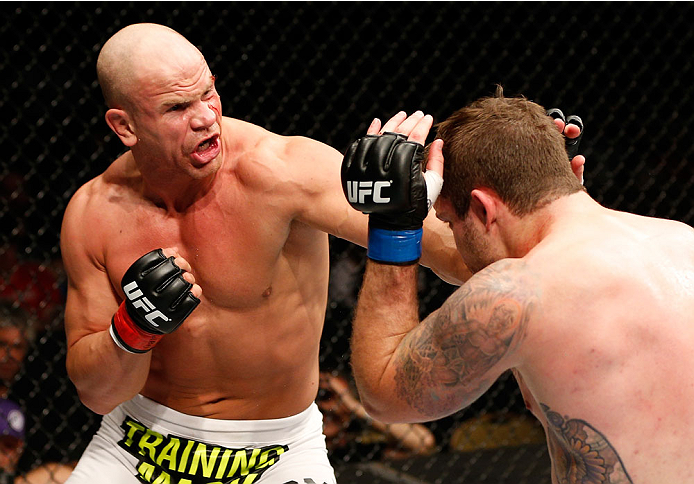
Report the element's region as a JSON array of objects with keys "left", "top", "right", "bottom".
[
  {"left": 344, "top": 89, "right": 694, "bottom": 483},
  {"left": 60, "top": 23, "right": 472, "bottom": 484}
]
